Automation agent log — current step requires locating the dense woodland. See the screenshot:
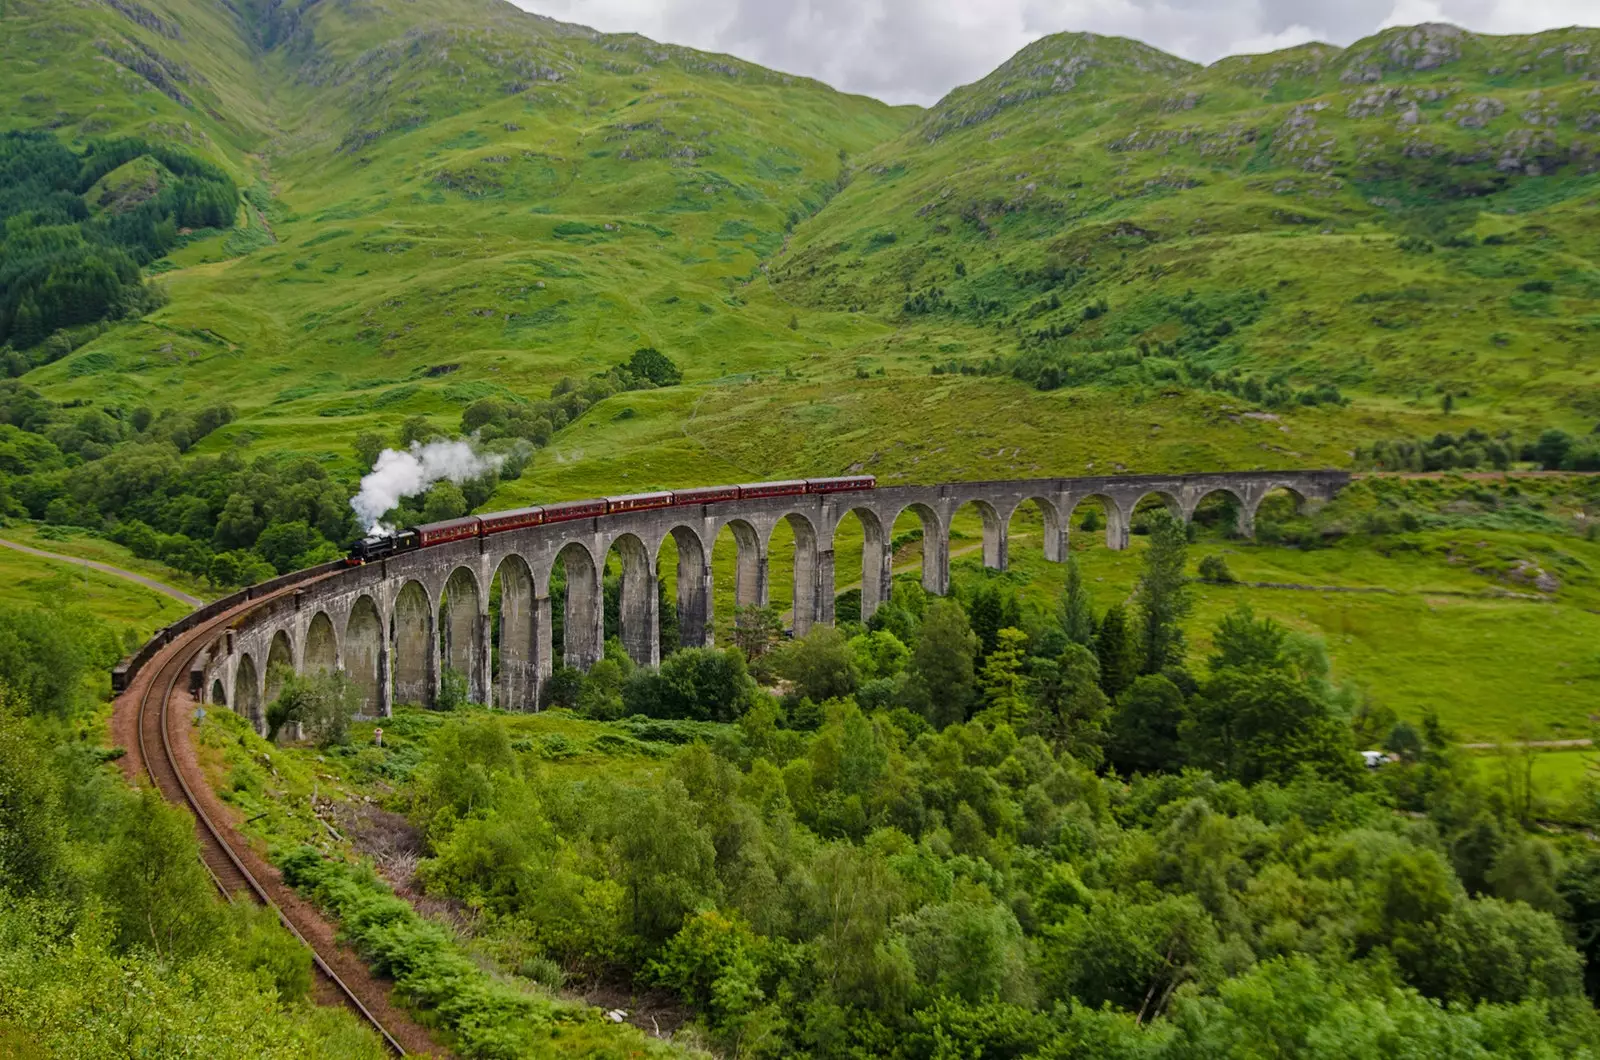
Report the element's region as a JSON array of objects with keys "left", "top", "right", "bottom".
[
  {"left": 240, "top": 512, "right": 1600, "bottom": 1059},
  {"left": 0, "top": 132, "right": 236, "bottom": 363},
  {"left": 1358, "top": 426, "right": 1600, "bottom": 473},
  {"left": 1, "top": 502, "right": 1595, "bottom": 1057}
]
